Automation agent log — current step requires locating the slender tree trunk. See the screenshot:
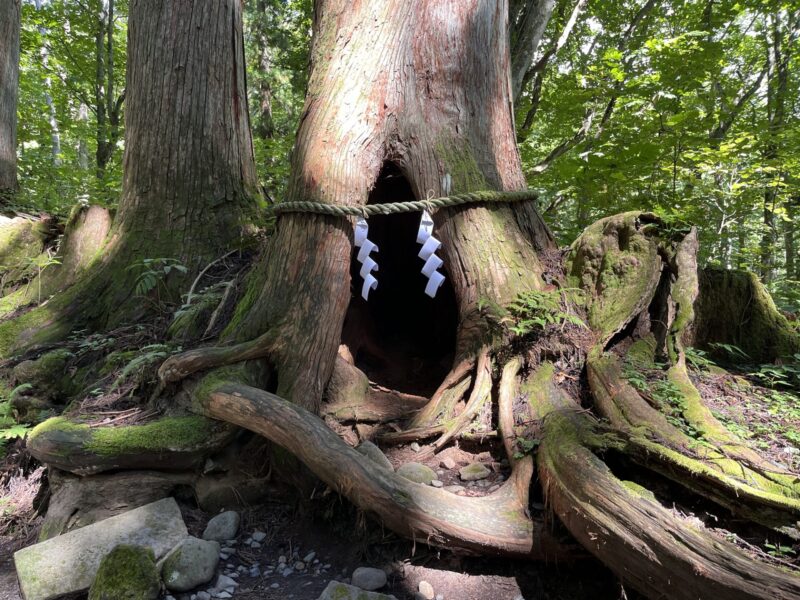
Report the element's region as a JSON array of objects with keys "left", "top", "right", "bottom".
[
  {"left": 0, "top": 0, "right": 20, "bottom": 201},
  {"left": 32, "top": 0, "right": 62, "bottom": 166},
  {"left": 786, "top": 197, "right": 798, "bottom": 280},
  {"left": 253, "top": 0, "right": 275, "bottom": 140}
]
